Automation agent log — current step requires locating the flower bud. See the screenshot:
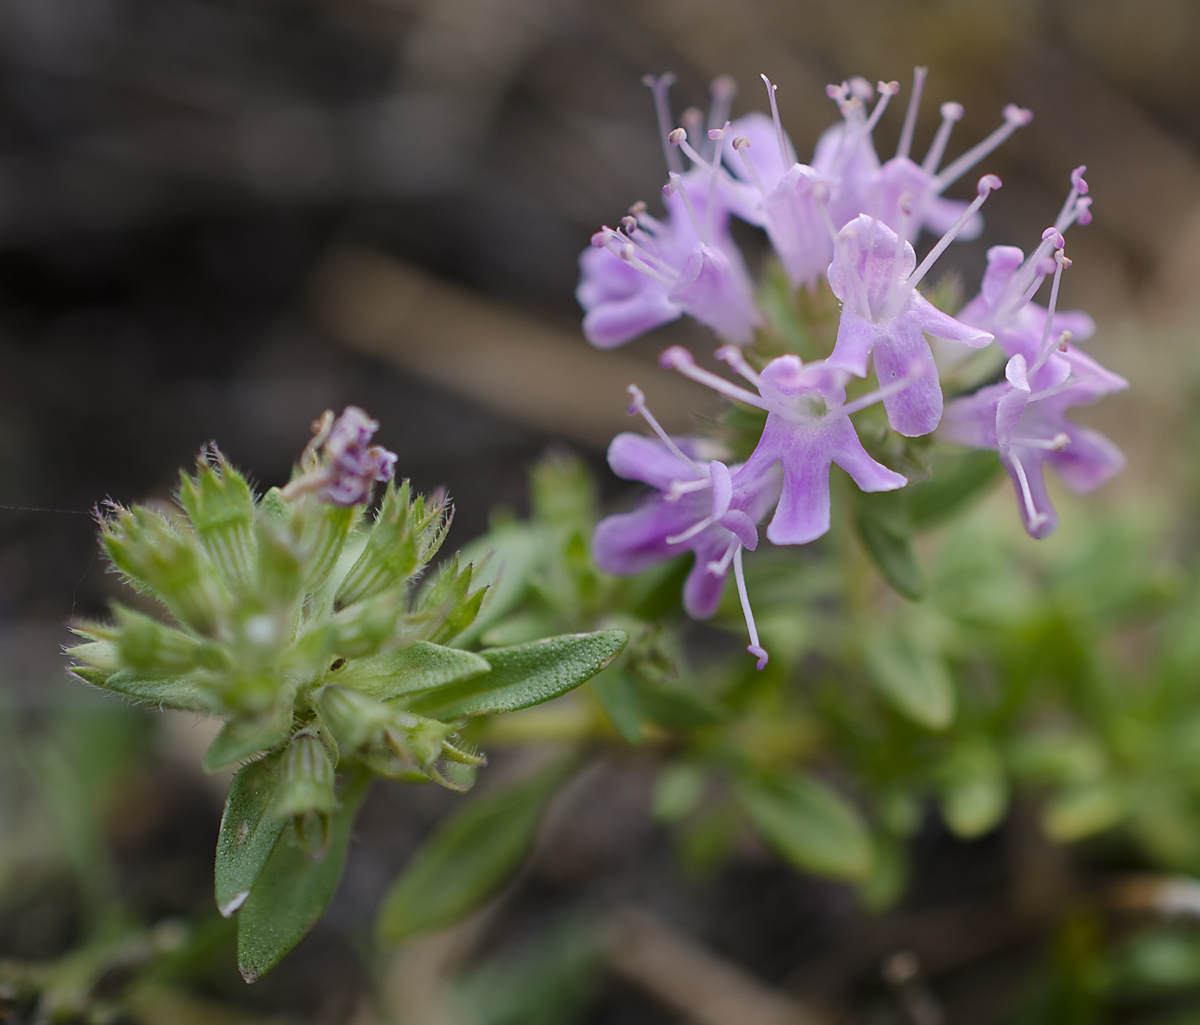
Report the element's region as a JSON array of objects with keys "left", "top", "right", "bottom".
[
  {"left": 317, "top": 684, "right": 391, "bottom": 751},
  {"left": 177, "top": 450, "right": 257, "bottom": 592},
  {"left": 334, "top": 482, "right": 450, "bottom": 610},
  {"left": 330, "top": 594, "right": 401, "bottom": 659},
  {"left": 100, "top": 504, "right": 227, "bottom": 637},
  {"left": 272, "top": 731, "right": 337, "bottom": 859}
]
